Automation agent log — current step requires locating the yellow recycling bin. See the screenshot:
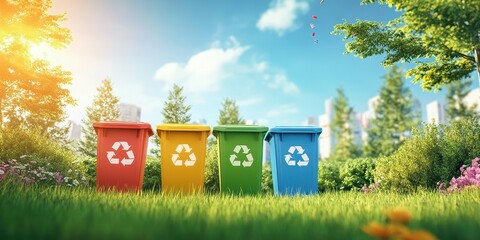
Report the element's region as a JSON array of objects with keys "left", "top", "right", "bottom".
[{"left": 156, "top": 124, "right": 210, "bottom": 194}]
